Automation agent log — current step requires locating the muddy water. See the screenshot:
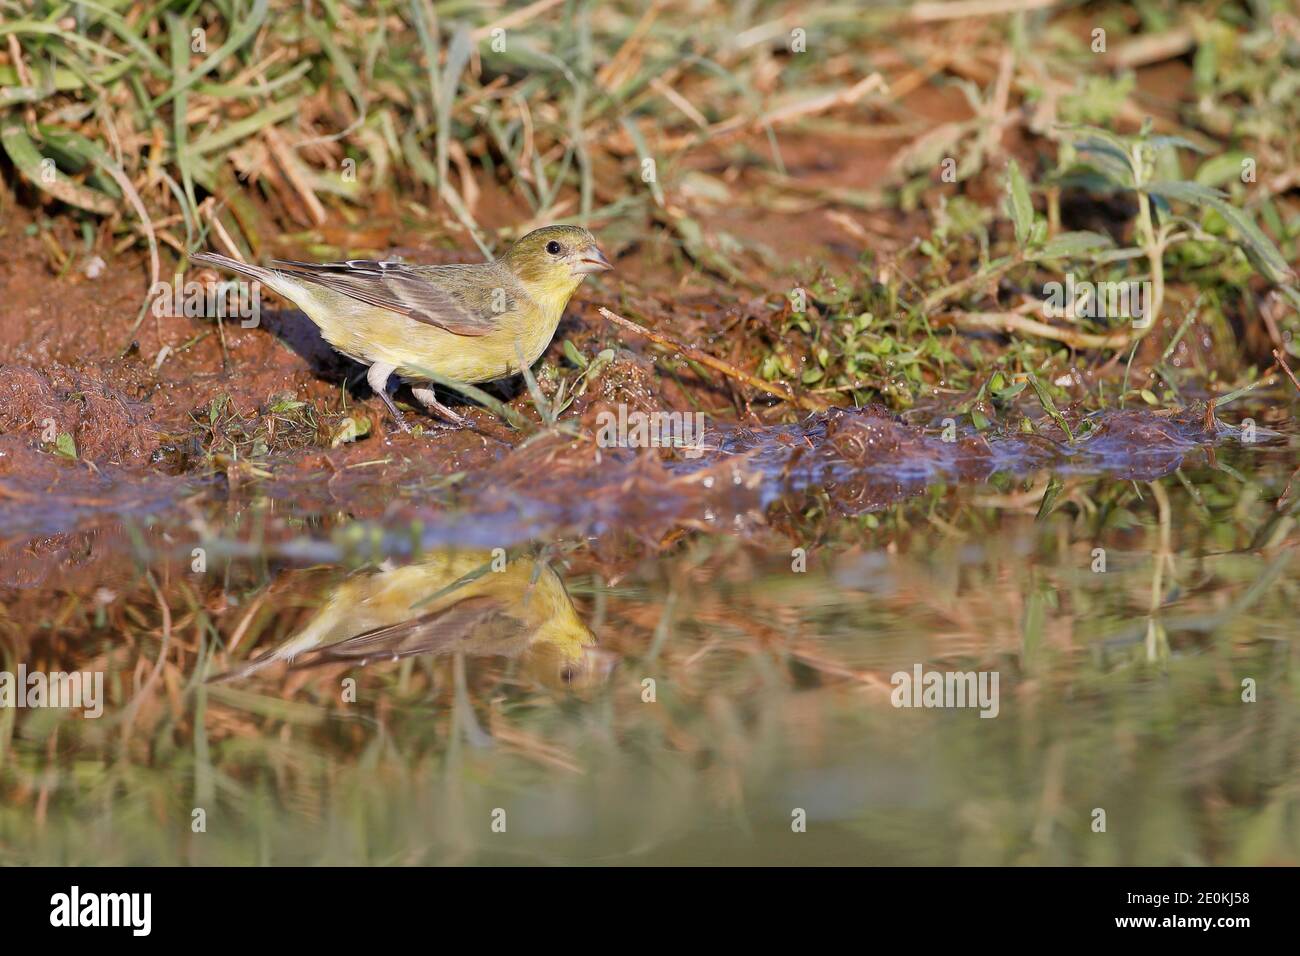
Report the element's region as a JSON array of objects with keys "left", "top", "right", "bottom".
[{"left": 1, "top": 394, "right": 1296, "bottom": 865}]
